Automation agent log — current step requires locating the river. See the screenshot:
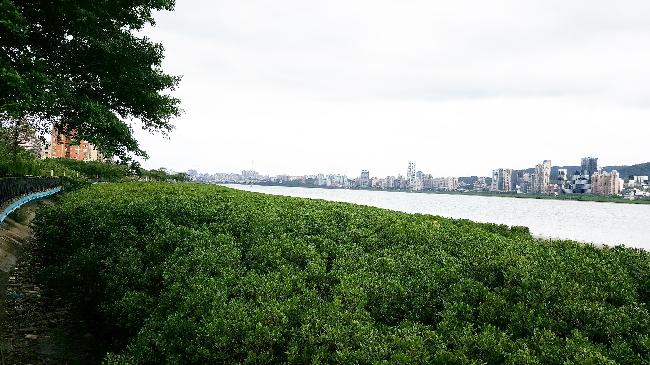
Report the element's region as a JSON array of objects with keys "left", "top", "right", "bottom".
[{"left": 225, "top": 184, "right": 650, "bottom": 250}]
